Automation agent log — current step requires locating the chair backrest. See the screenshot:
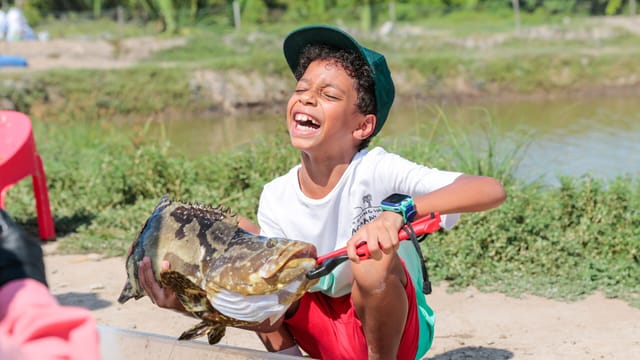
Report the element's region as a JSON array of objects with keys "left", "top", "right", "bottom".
[
  {"left": 0, "top": 110, "right": 36, "bottom": 186},
  {"left": 1, "top": 110, "right": 33, "bottom": 157},
  {"left": 1, "top": 110, "right": 37, "bottom": 209},
  {"left": 0, "top": 110, "right": 56, "bottom": 240}
]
